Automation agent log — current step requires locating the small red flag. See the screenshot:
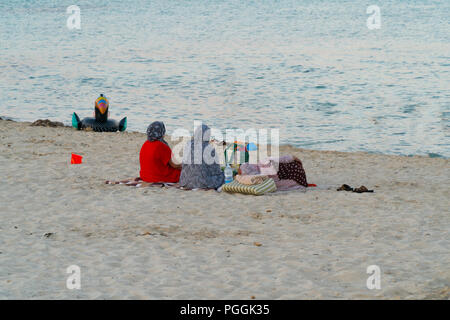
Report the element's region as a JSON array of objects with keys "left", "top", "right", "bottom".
[{"left": 71, "top": 153, "right": 83, "bottom": 164}]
